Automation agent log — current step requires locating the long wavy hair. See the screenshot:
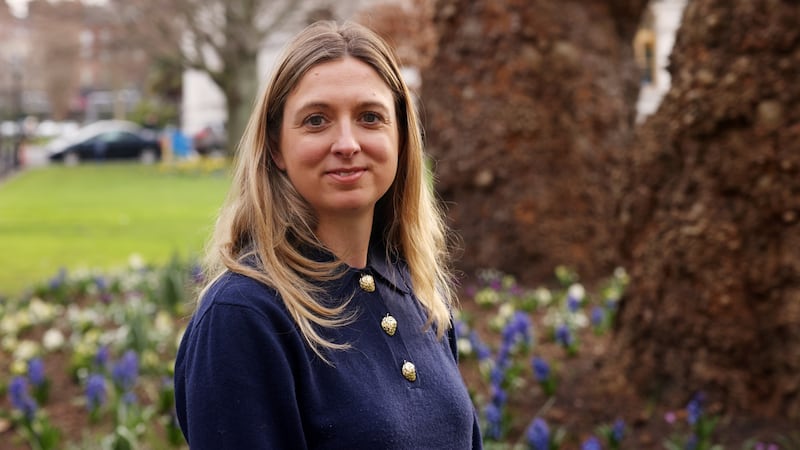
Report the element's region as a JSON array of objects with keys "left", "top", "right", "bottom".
[{"left": 201, "top": 20, "right": 454, "bottom": 359}]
